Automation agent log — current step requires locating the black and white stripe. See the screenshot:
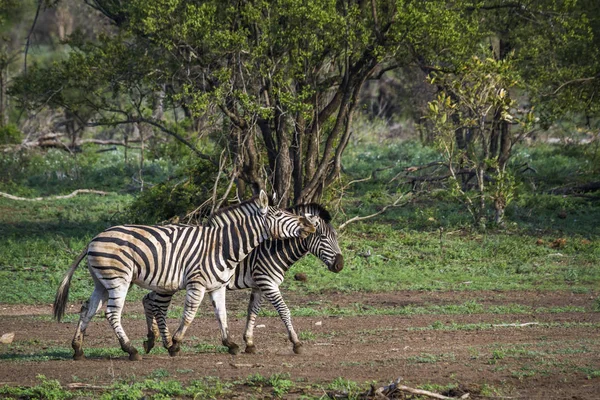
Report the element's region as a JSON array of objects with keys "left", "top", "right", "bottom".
[
  {"left": 53, "top": 191, "right": 317, "bottom": 361},
  {"left": 144, "top": 203, "right": 343, "bottom": 355}
]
